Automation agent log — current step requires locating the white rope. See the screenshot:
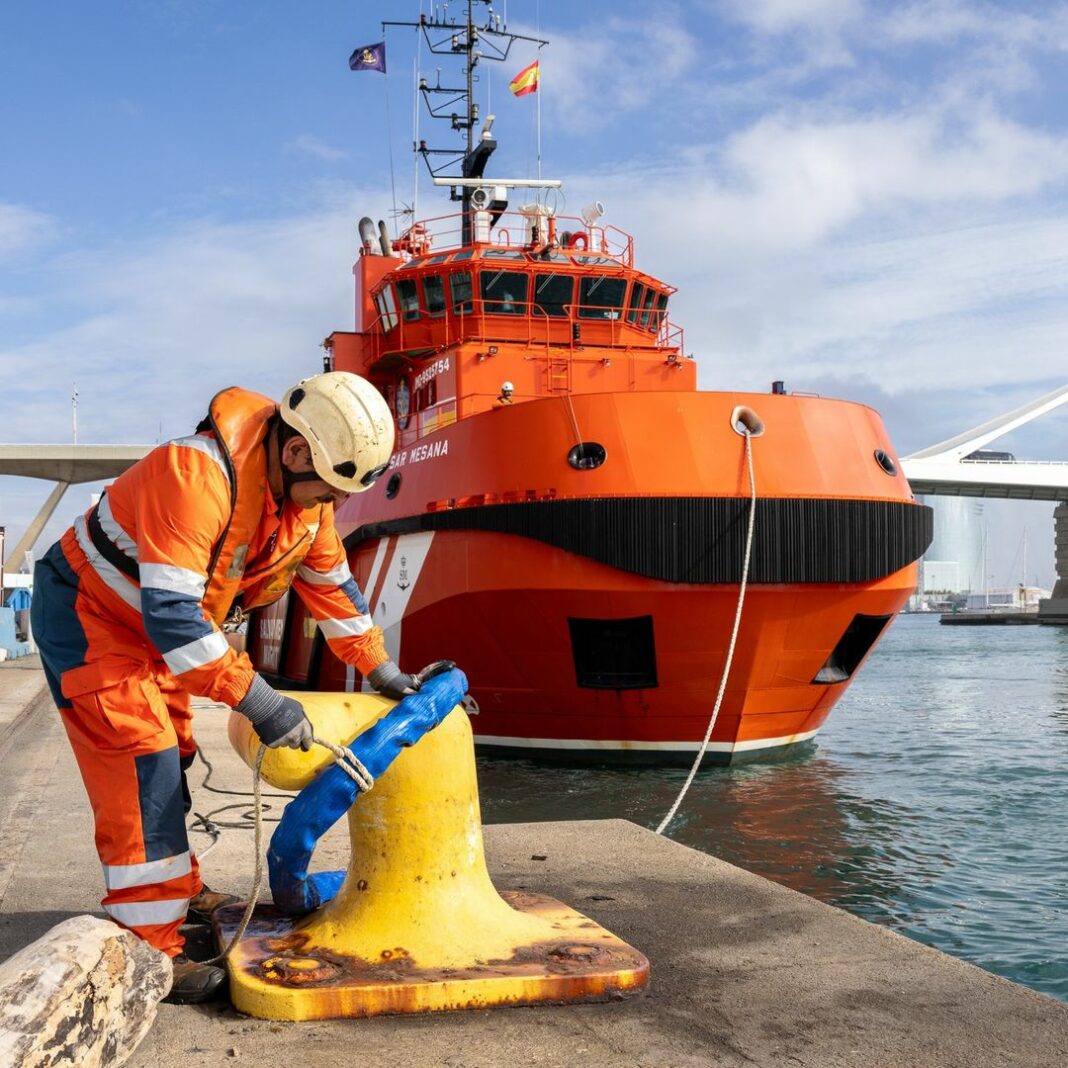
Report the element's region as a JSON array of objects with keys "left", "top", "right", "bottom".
[
  {"left": 656, "top": 429, "right": 757, "bottom": 836},
  {"left": 204, "top": 736, "right": 374, "bottom": 964}
]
